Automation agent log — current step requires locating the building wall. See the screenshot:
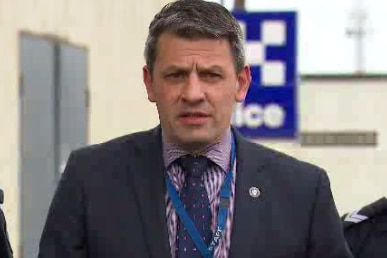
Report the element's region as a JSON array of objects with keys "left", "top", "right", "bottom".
[
  {"left": 298, "top": 78, "right": 387, "bottom": 214},
  {"left": 262, "top": 78, "right": 387, "bottom": 214},
  {"left": 0, "top": 0, "right": 169, "bottom": 257}
]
